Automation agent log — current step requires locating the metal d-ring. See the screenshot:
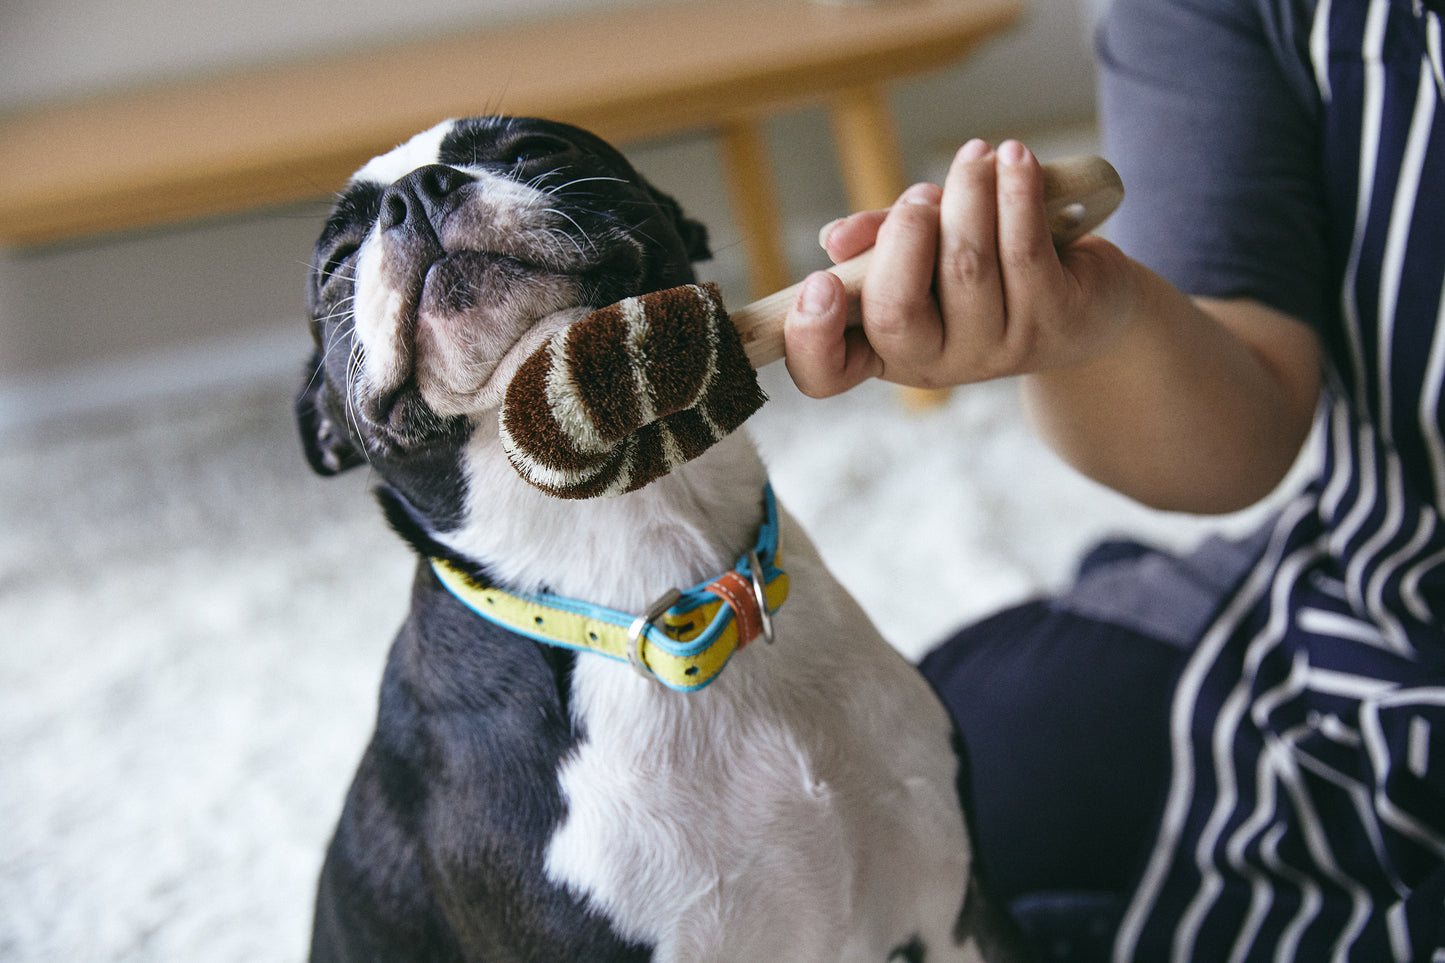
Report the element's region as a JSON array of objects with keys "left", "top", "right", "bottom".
[
  {"left": 627, "top": 587, "right": 682, "bottom": 681},
  {"left": 747, "top": 549, "right": 774, "bottom": 645}
]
